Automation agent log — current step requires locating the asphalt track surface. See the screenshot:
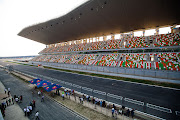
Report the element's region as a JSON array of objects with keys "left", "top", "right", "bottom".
[
  {"left": 0, "top": 68, "right": 87, "bottom": 120},
  {"left": 1, "top": 61, "right": 180, "bottom": 120}
]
